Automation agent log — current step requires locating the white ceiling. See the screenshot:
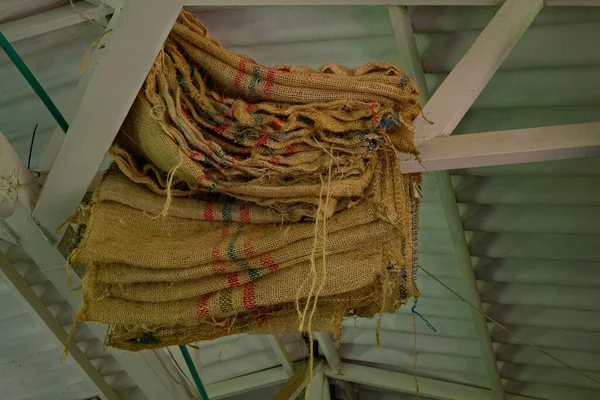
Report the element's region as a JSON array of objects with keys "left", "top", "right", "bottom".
[{"left": 1, "top": 2, "right": 599, "bottom": 400}]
